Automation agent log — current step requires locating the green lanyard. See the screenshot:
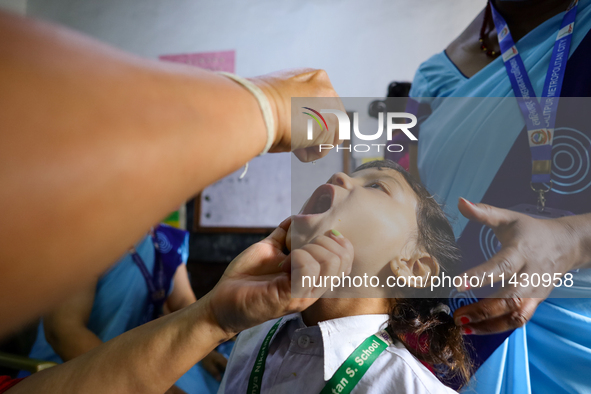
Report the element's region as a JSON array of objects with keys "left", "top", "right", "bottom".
[
  {"left": 247, "top": 318, "right": 283, "bottom": 394},
  {"left": 246, "top": 318, "right": 392, "bottom": 394}
]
